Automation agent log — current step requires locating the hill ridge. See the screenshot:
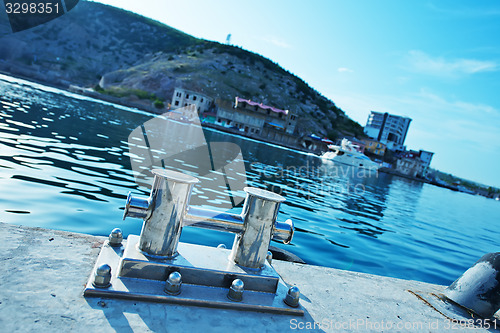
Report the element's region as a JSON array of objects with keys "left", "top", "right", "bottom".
[{"left": 0, "top": 0, "right": 365, "bottom": 137}]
